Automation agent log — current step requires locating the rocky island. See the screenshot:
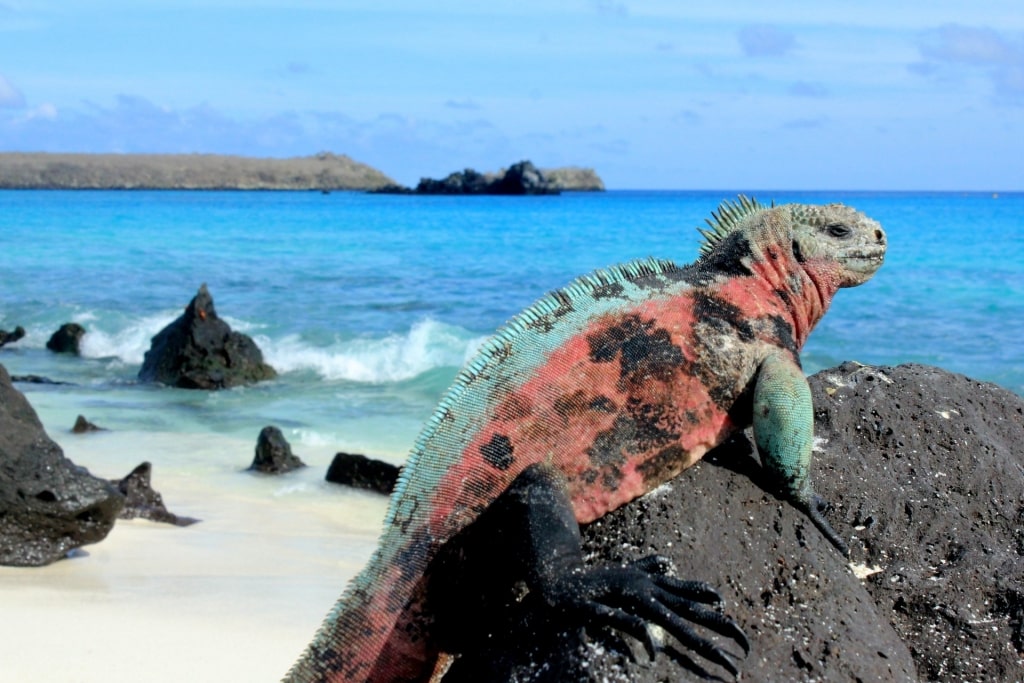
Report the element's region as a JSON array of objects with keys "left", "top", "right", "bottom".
[
  {"left": 0, "top": 153, "right": 605, "bottom": 192},
  {"left": 0, "top": 151, "right": 397, "bottom": 190},
  {"left": 374, "top": 160, "right": 605, "bottom": 195}
]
